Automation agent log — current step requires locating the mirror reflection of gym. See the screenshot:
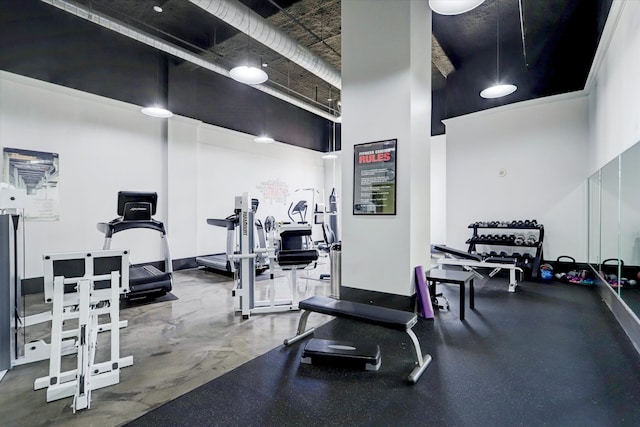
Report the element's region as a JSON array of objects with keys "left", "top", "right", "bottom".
[{"left": 587, "top": 139, "right": 640, "bottom": 316}]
